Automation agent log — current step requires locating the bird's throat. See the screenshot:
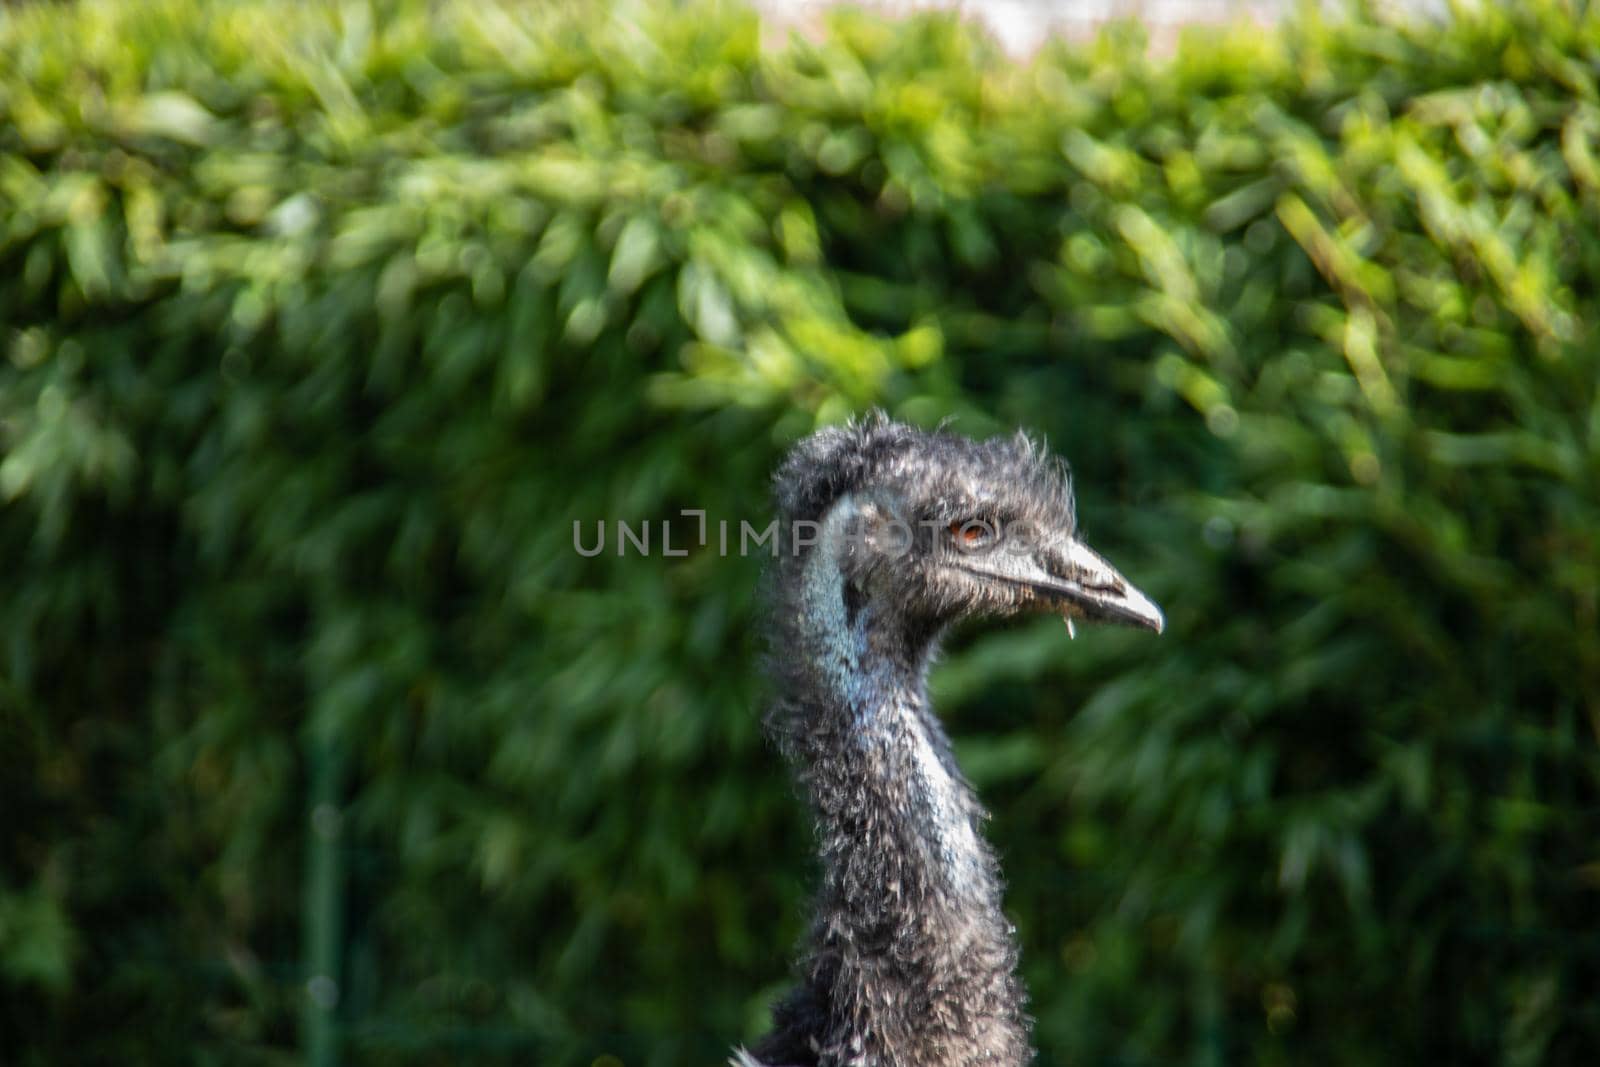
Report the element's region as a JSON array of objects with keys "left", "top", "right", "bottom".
[
  {"left": 786, "top": 516, "right": 1006, "bottom": 914},
  {"left": 763, "top": 528, "right": 1032, "bottom": 1065}
]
